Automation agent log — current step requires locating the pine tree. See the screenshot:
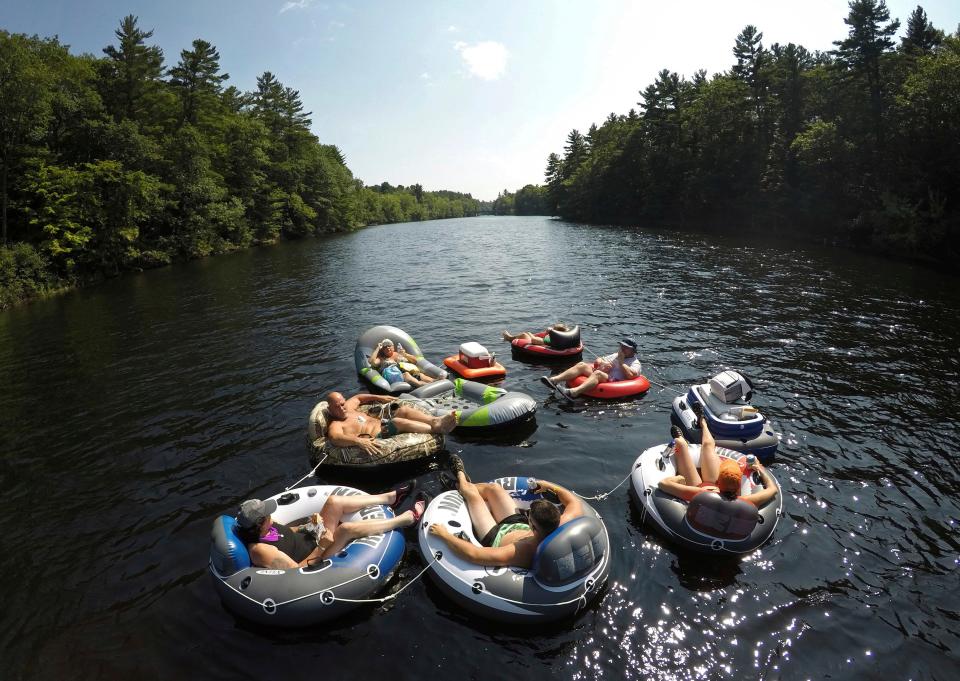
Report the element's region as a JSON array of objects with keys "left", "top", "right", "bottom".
[
  {"left": 900, "top": 6, "right": 944, "bottom": 54},
  {"left": 168, "top": 39, "right": 229, "bottom": 127},
  {"left": 101, "top": 15, "right": 164, "bottom": 122},
  {"left": 832, "top": 0, "right": 900, "bottom": 148}
]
